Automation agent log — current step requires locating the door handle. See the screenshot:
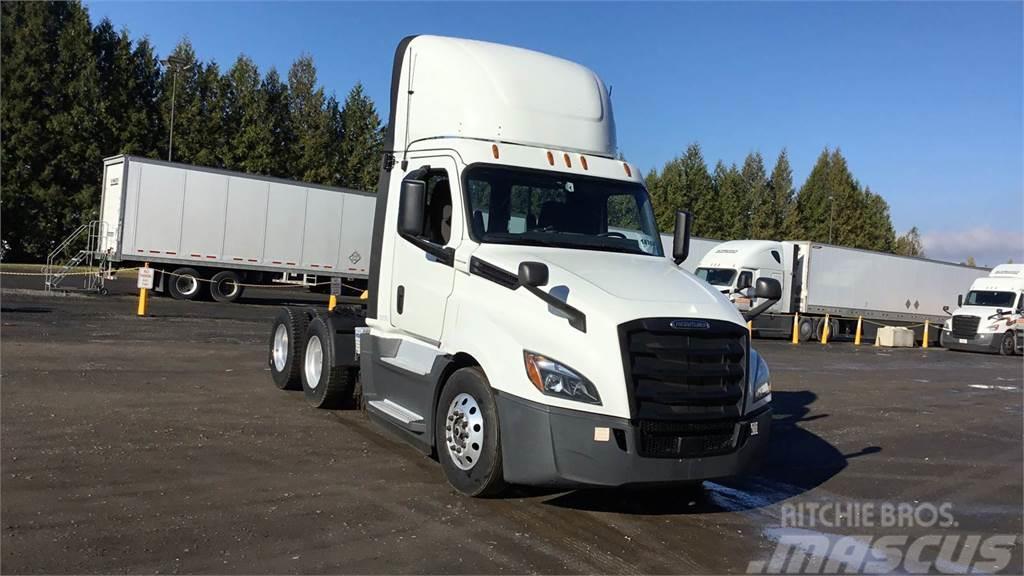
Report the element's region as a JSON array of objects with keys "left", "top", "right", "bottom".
[{"left": 396, "top": 285, "right": 405, "bottom": 314}]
